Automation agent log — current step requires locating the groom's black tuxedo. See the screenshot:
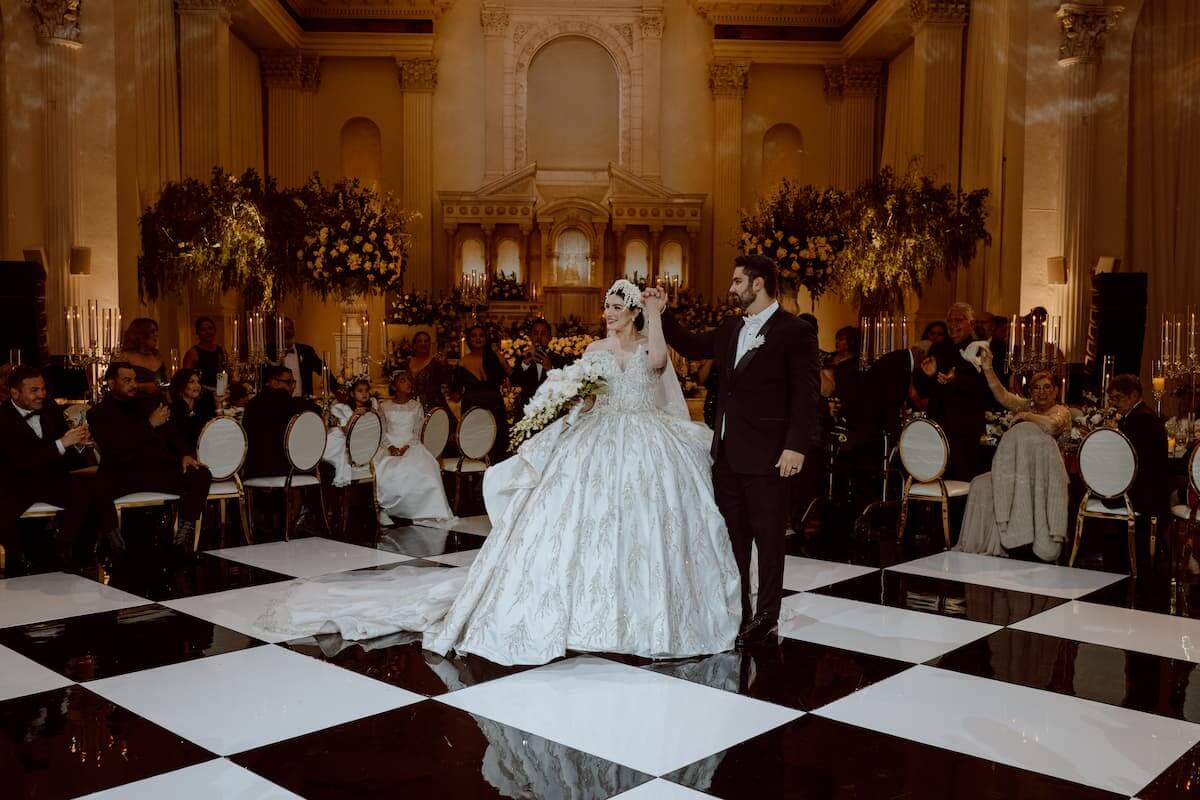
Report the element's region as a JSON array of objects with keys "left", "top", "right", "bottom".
[{"left": 663, "top": 305, "right": 820, "bottom": 630}]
